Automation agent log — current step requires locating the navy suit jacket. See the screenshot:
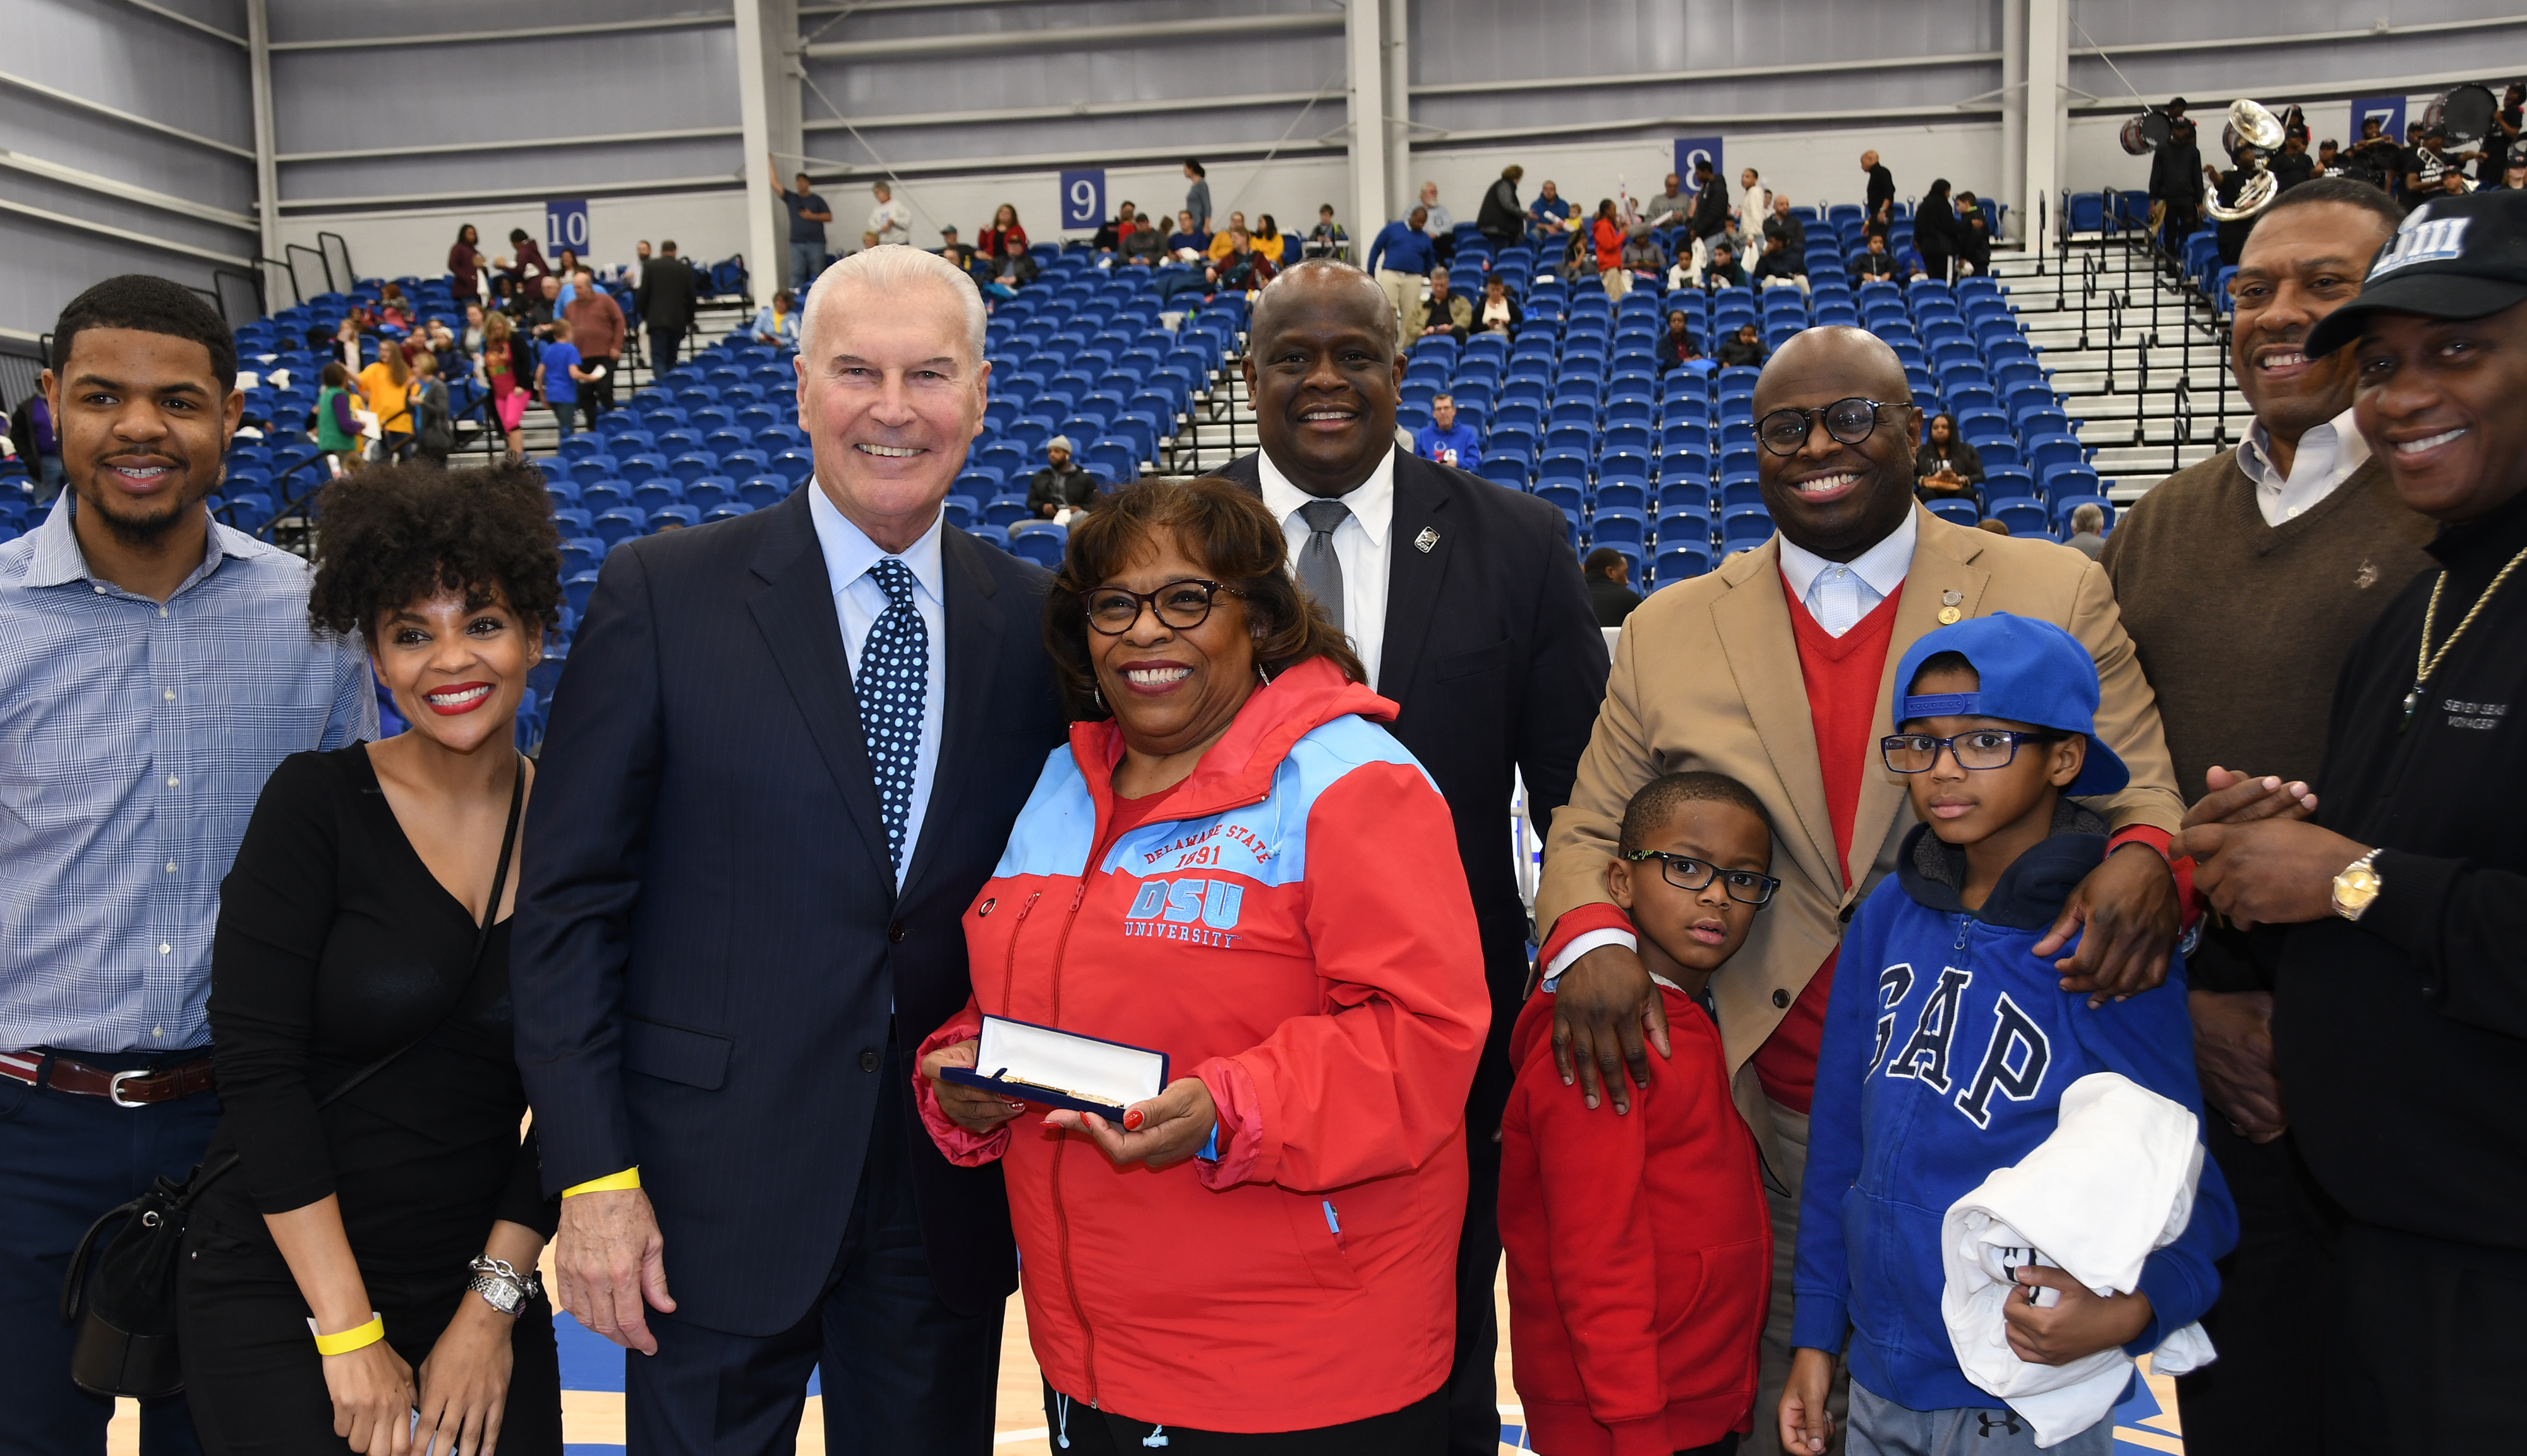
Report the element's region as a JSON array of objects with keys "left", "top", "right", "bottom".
[
  {"left": 514, "top": 489, "right": 1066, "bottom": 1333},
  {"left": 1217, "top": 450, "right": 1608, "bottom": 1107}
]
